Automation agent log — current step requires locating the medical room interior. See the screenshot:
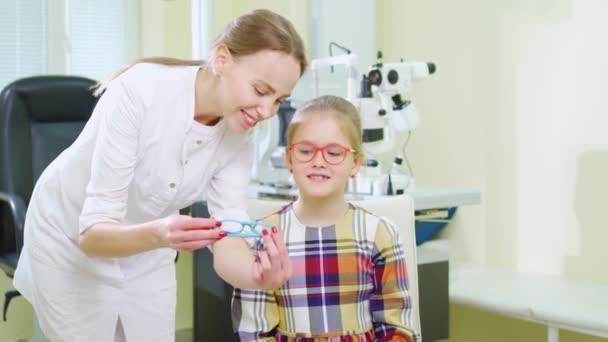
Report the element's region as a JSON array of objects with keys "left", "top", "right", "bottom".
[{"left": 1, "top": 0, "right": 606, "bottom": 341}]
